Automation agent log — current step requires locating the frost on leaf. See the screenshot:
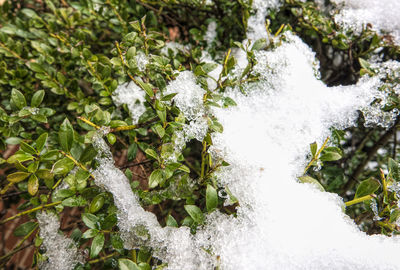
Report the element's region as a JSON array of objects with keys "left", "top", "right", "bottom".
[
  {"left": 112, "top": 81, "right": 146, "bottom": 124},
  {"left": 37, "top": 212, "right": 82, "bottom": 270},
  {"left": 333, "top": 0, "right": 400, "bottom": 44}
]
